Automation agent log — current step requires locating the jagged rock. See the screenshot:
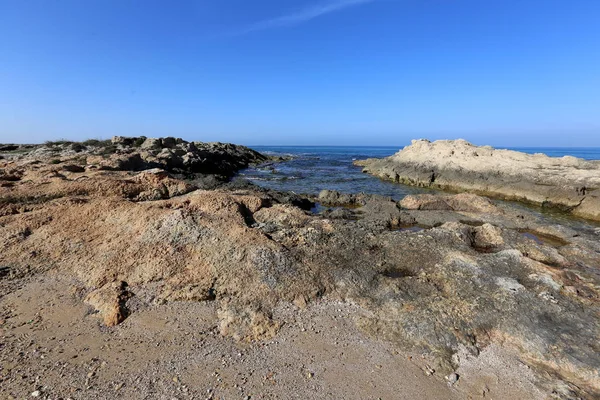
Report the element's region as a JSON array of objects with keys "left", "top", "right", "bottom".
[
  {"left": 111, "top": 136, "right": 146, "bottom": 146},
  {"left": 356, "top": 139, "right": 600, "bottom": 221},
  {"left": 84, "top": 281, "right": 132, "bottom": 326},
  {"left": 10, "top": 136, "right": 269, "bottom": 178},
  {"left": 160, "top": 137, "right": 177, "bottom": 148},
  {"left": 472, "top": 223, "right": 505, "bottom": 251},
  {"left": 254, "top": 204, "right": 311, "bottom": 228},
  {"left": 133, "top": 168, "right": 197, "bottom": 201},
  {"left": 318, "top": 189, "right": 392, "bottom": 207},
  {"left": 3, "top": 149, "right": 600, "bottom": 397},
  {"left": 318, "top": 190, "right": 357, "bottom": 206},
  {"left": 140, "top": 138, "right": 161, "bottom": 149},
  {"left": 400, "top": 194, "right": 453, "bottom": 211}
]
